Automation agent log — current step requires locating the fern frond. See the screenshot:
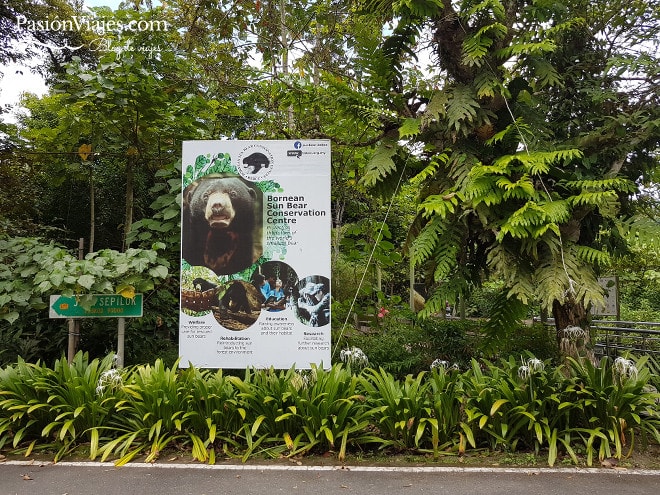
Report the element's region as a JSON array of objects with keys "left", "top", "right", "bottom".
[
  {"left": 496, "top": 174, "right": 538, "bottom": 200},
  {"left": 450, "top": 152, "right": 480, "bottom": 191},
  {"left": 485, "top": 119, "right": 530, "bottom": 145},
  {"left": 361, "top": 140, "right": 398, "bottom": 187},
  {"left": 563, "top": 177, "right": 636, "bottom": 192},
  {"left": 399, "top": 117, "right": 421, "bottom": 139},
  {"left": 419, "top": 191, "right": 460, "bottom": 219},
  {"left": 533, "top": 245, "right": 605, "bottom": 311},
  {"left": 474, "top": 71, "right": 503, "bottom": 99},
  {"left": 447, "top": 85, "right": 481, "bottom": 133},
  {"left": 575, "top": 245, "right": 610, "bottom": 266},
  {"left": 497, "top": 201, "right": 561, "bottom": 241},
  {"left": 492, "top": 149, "right": 583, "bottom": 175},
  {"left": 462, "top": 0, "right": 506, "bottom": 20},
  {"left": 418, "top": 276, "right": 470, "bottom": 319},
  {"left": 411, "top": 152, "right": 449, "bottom": 184},
  {"left": 481, "top": 292, "right": 529, "bottom": 343},
  {"left": 535, "top": 259, "right": 571, "bottom": 309},
  {"left": 464, "top": 175, "right": 504, "bottom": 207},
  {"left": 537, "top": 199, "right": 571, "bottom": 224},
  {"left": 530, "top": 58, "right": 563, "bottom": 88},
  {"left": 421, "top": 91, "right": 448, "bottom": 129},
  {"left": 432, "top": 224, "right": 464, "bottom": 280},
  {"left": 462, "top": 23, "right": 507, "bottom": 67},
  {"left": 495, "top": 41, "right": 557, "bottom": 60},
  {"left": 569, "top": 190, "right": 618, "bottom": 209},
  {"left": 412, "top": 216, "right": 446, "bottom": 265}
]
